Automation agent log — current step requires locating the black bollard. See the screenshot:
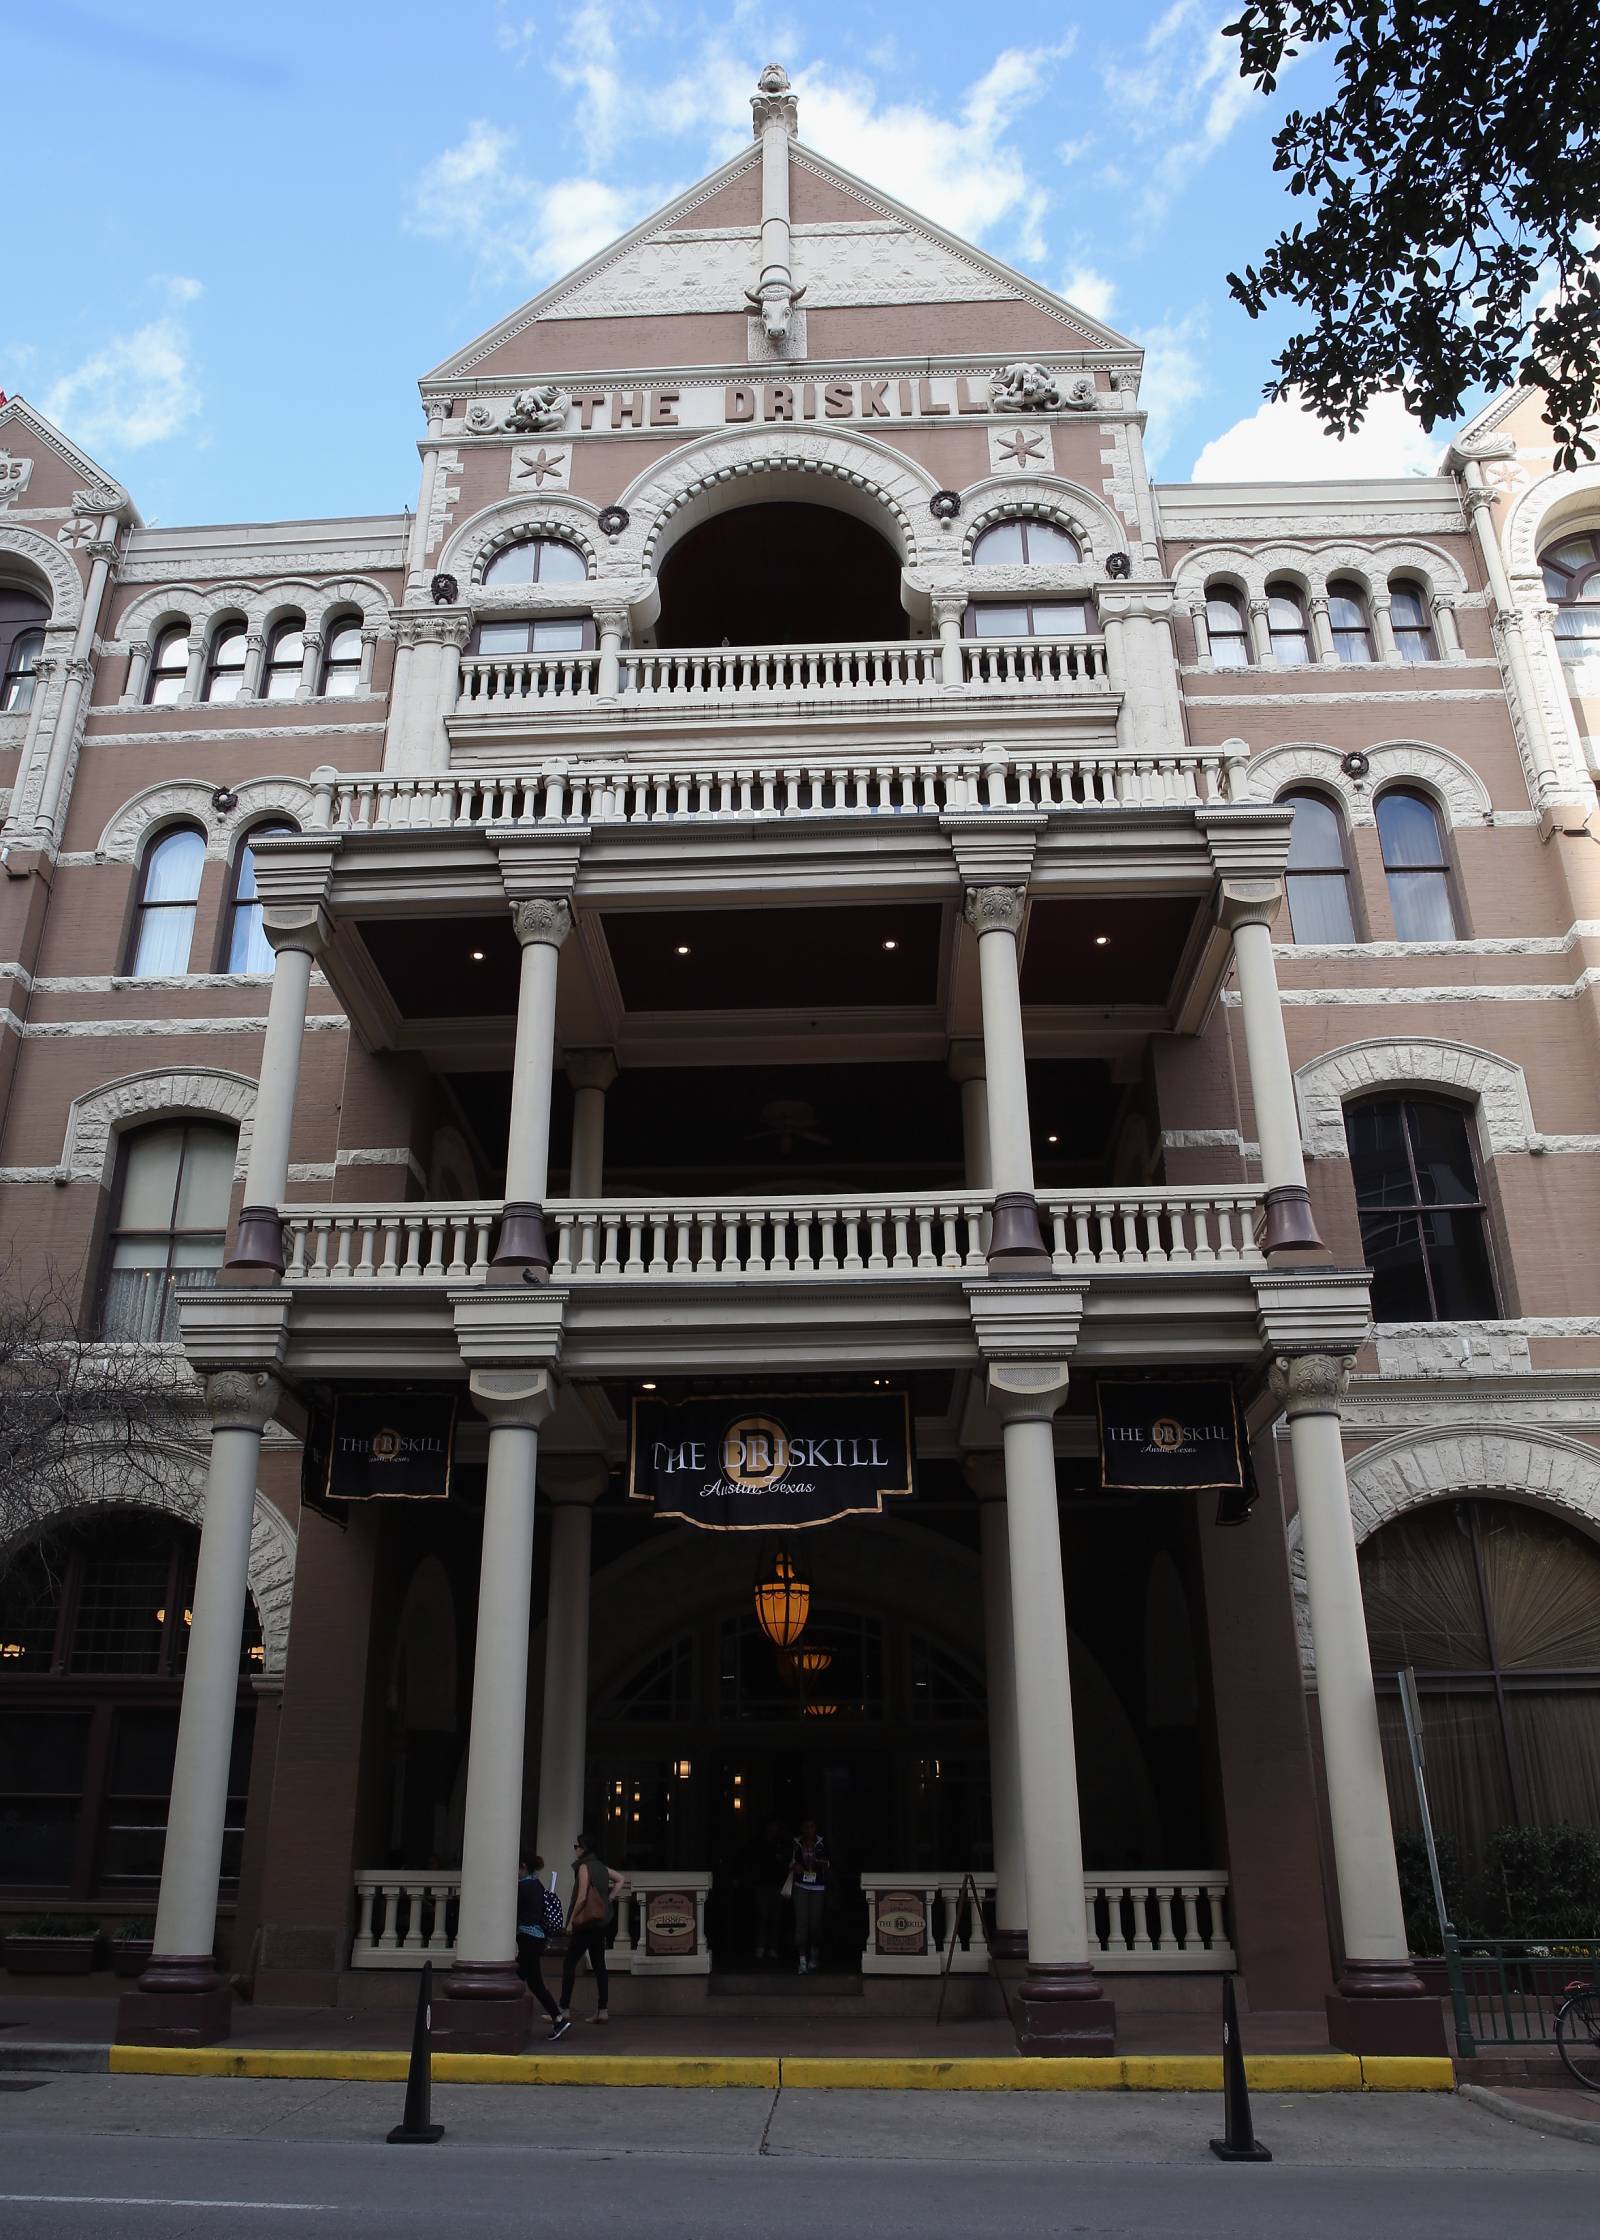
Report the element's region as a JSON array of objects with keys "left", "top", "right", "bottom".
[
  {"left": 1209, "top": 1973, "right": 1270, "bottom": 2163},
  {"left": 387, "top": 1959, "right": 445, "bottom": 2145}
]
